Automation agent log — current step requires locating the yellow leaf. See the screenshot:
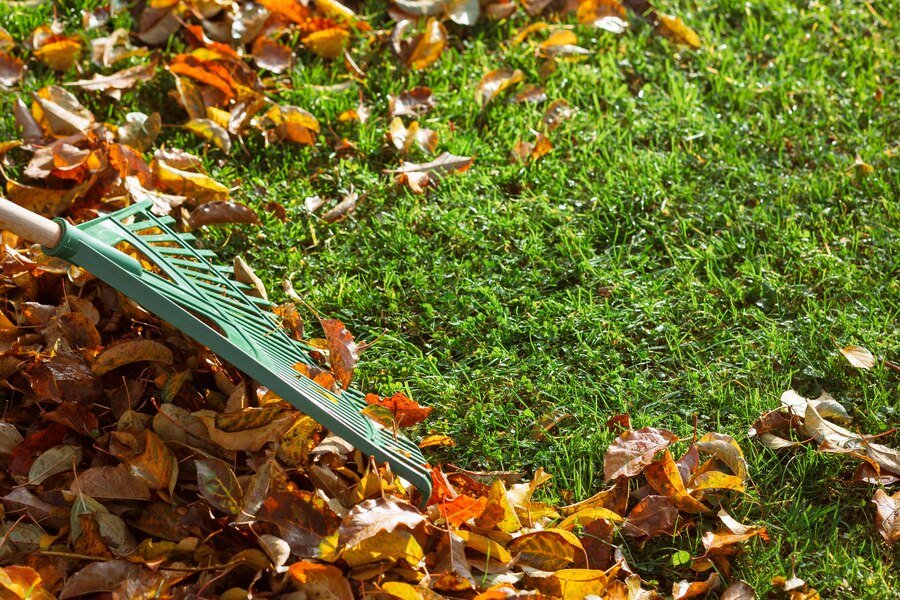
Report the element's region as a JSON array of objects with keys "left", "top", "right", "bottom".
[
  {"left": 342, "top": 529, "right": 424, "bottom": 567},
  {"left": 266, "top": 104, "right": 320, "bottom": 145},
  {"left": 474, "top": 479, "right": 522, "bottom": 532},
  {"left": 533, "top": 569, "right": 611, "bottom": 600},
  {"left": 557, "top": 507, "right": 624, "bottom": 530},
  {"left": 303, "top": 28, "right": 349, "bottom": 59},
  {"left": 656, "top": 14, "right": 701, "bottom": 49},
  {"left": 507, "top": 529, "right": 579, "bottom": 571},
  {"left": 154, "top": 160, "right": 230, "bottom": 202},
  {"left": 382, "top": 581, "right": 446, "bottom": 600},
  {"left": 454, "top": 530, "right": 512, "bottom": 563},
  {"left": 35, "top": 37, "right": 82, "bottom": 71}
]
